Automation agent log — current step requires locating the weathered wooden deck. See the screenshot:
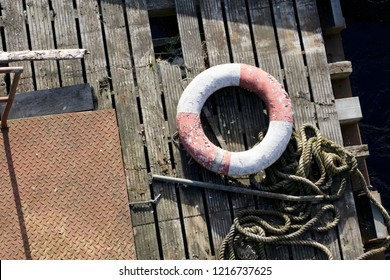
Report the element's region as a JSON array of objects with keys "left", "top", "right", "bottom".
[{"left": 0, "top": 0, "right": 383, "bottom": 259}]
